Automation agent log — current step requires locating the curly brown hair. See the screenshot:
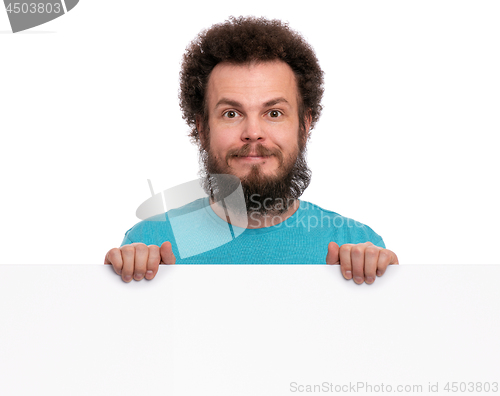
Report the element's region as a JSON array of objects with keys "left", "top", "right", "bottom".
[{"left": 179, "top": 16, "right": 324, "bottom": 146}]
